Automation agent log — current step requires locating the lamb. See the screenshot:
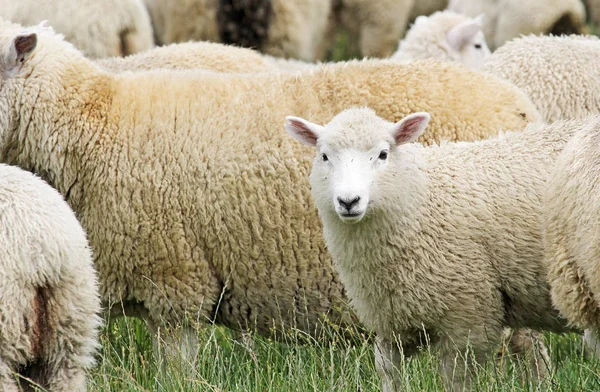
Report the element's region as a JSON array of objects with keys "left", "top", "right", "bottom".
[
  {"left": 448, "top": 0, "right": 587, "bottom": 50},
  {"left": 286, "top": 107, "right": 581, "bottom": 390},
  {"left": 0, "top": 0, "right": 154, "bottom": 58},
  {"left": 543, "top": 116, "right": 600, "bottom": 357},
  {"left": 144, "top": 0, "right": 331, "bottom": 61},
  {"left": 97, "top": 41, "right": 277, "bottom": 73},
  {"left": 391, "top": 11, "right": 490, "bottom": 70},
  {"left": 0, "top": 164, "right": 101, "bottom": 391},
  {"left": 483, "top": 35, "right": 600, "bottom": 122},
  {"left": 0, "top": 19, "right": 540, "bottom": 353}
]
